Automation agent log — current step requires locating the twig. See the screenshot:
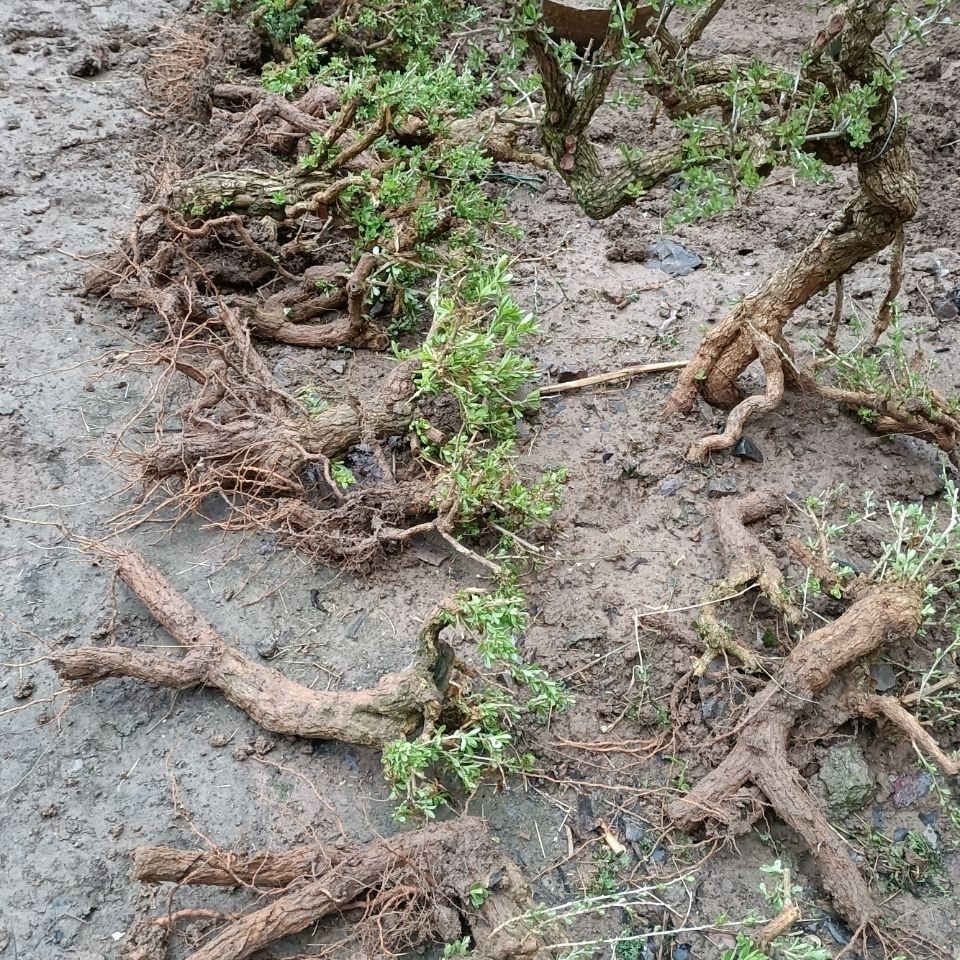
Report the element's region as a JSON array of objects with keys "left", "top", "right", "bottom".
[{"left": 538, "top": 360, "right": 687, "bottom": 396}]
